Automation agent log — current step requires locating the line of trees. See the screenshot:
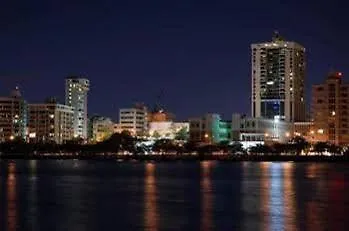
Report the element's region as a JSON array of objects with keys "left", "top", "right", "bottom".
[{"left": 0, "top": 133, "right": 347, "bottom": 156}]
